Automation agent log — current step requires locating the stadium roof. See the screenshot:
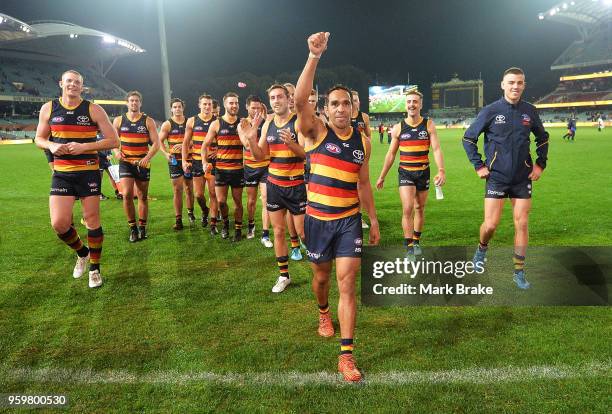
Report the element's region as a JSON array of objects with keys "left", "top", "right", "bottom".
[
  {"left": 538, "top": 1, "right": 612, "bottom": 35},
  {"left": 0, "top": 16, "right": 145, "bottom": 71},
  {"left": 0, "top": 13, "right": 35, "bottom": 41}
]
